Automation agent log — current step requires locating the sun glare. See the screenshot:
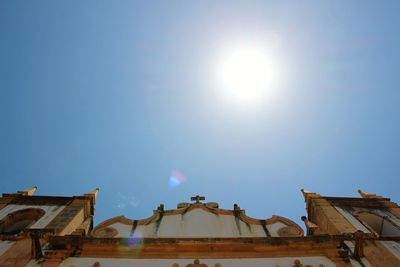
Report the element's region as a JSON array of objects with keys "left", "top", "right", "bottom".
[{"left": 216, "top": 41, "right": 281, "bottom": 107}]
